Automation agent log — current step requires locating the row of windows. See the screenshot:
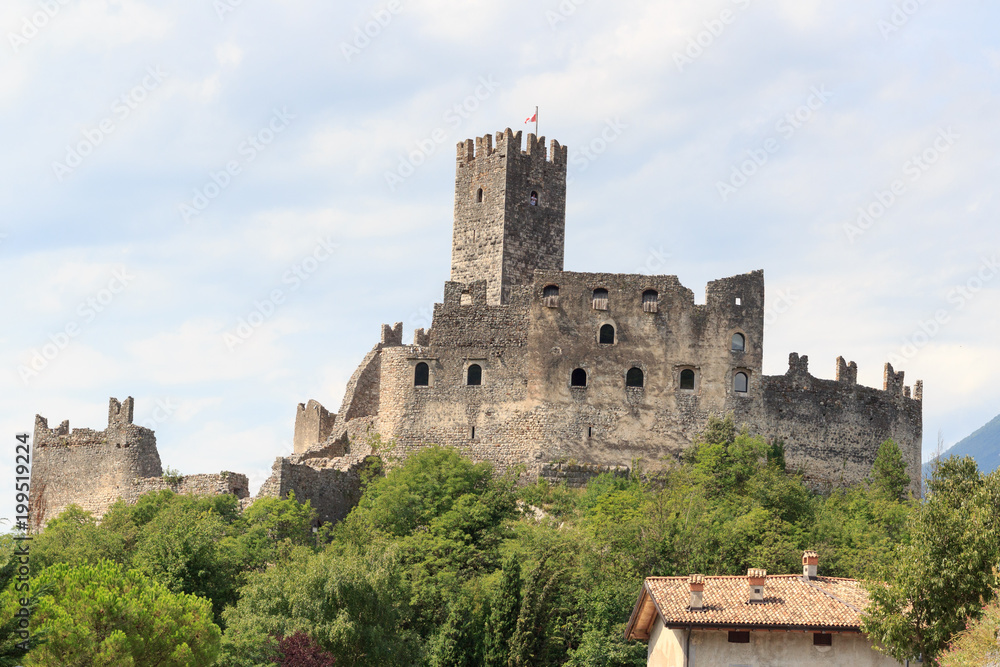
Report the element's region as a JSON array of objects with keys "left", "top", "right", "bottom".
[
  {"left": 415, "top": 362, "right": 750, "bottom": 393},
  {"left": 727, "top": 631, "right": 831, "bottom": 646},
  {"left": 597, "top": 324, "right": 746, "bottom": 352},
  {"left": 544, "top": 286, "right": 659, "bottom": 312}
]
